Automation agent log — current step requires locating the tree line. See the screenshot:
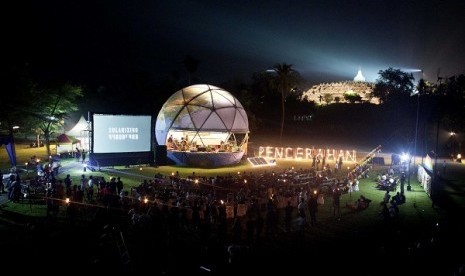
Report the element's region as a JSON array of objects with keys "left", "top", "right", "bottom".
[{"left": 2, "top": 60, "right": 464, "bottom": 158}]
